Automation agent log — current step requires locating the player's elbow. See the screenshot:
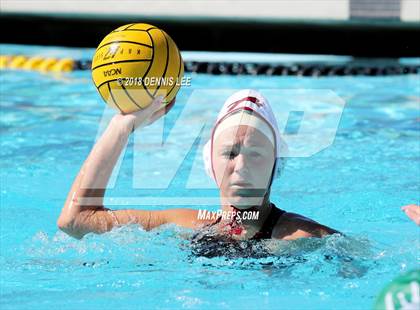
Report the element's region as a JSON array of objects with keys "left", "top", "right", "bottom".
[
  {"left": 57, "top": 214, "right": 84, "bottom": 239},
  {"left": 57, "top": 212, "right": 70, "bottom": 230}
]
